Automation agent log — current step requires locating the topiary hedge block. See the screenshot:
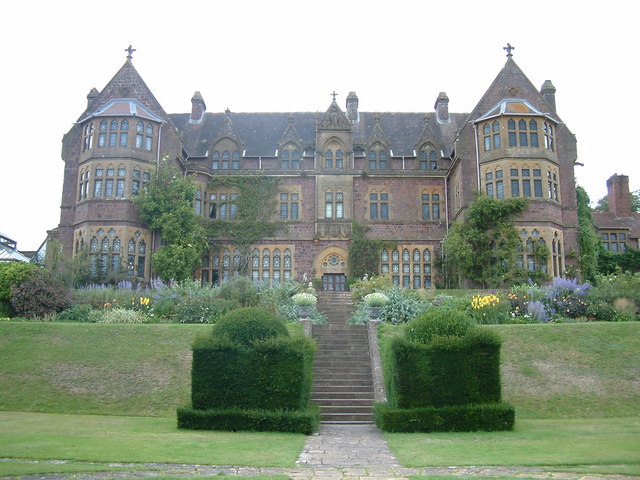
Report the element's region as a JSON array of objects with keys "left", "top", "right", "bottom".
[
  {"left": 386, "top": 328, "right": 502, "bottom": 409},
  {"left": 177, "top": 404, "right": 319, "bottom": 434},
  {"left": 191, "top": 335, "right": 315, "bottom": 411},
  {"left": 374, "top": 402, "right": 515, "bottom": 432}
]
